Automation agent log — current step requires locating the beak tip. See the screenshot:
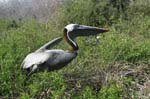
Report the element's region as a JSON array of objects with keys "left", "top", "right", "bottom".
[
  {"left": 105, "top": 29, "right": 109, "bottom": 32},
  {"left": 101, "top": 28, "right": 109, "bottom": 33}
]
